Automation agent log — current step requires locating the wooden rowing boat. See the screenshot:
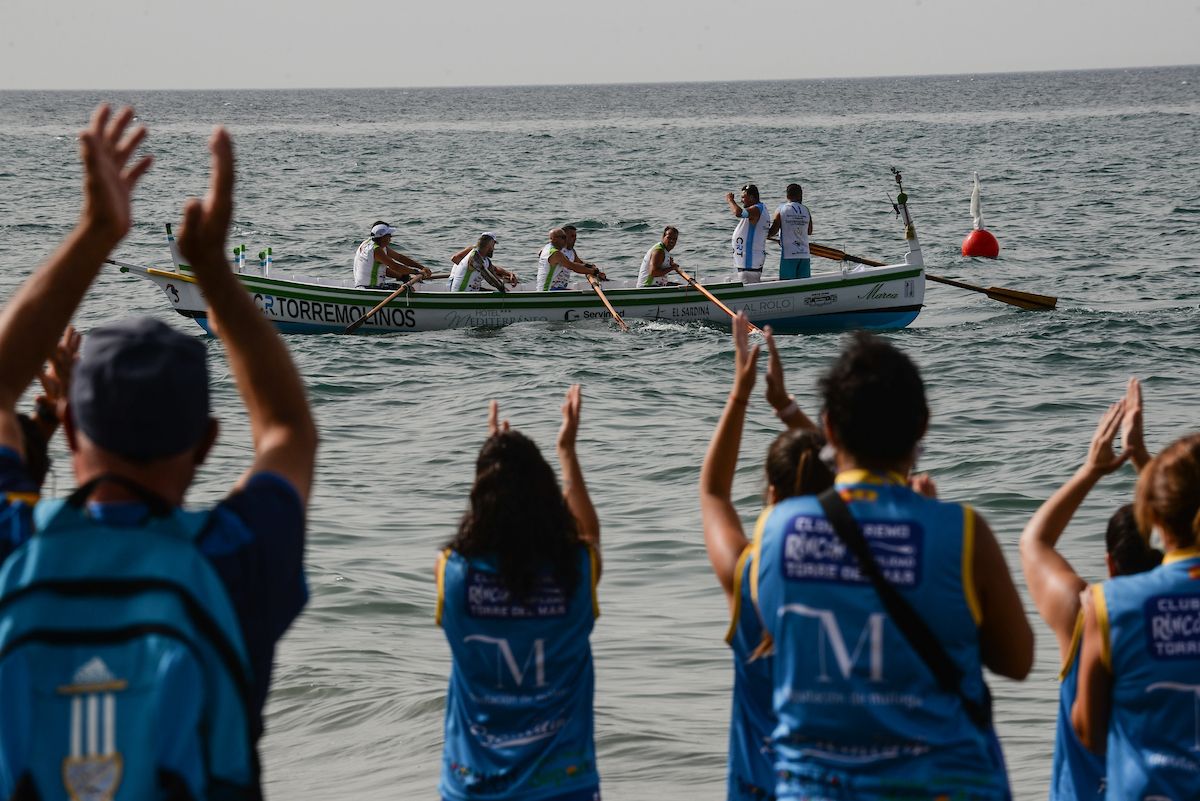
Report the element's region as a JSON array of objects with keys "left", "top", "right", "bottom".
[{"left": 111, "top": 202, "right": 926, "bottom": 335}]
